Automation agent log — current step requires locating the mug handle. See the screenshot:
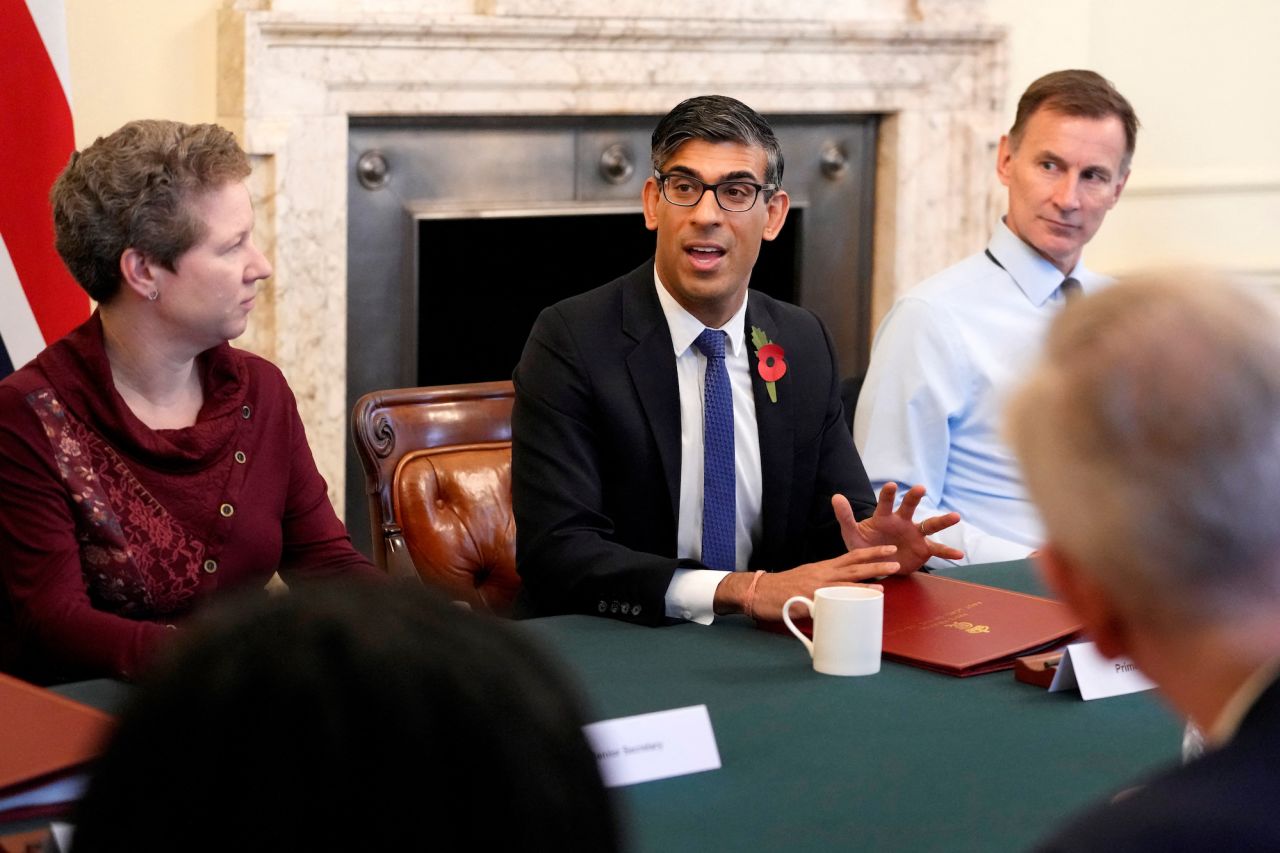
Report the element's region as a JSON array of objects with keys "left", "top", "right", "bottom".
[{"left": 782, "top": 595, "right": 815, "bottom": 658}]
